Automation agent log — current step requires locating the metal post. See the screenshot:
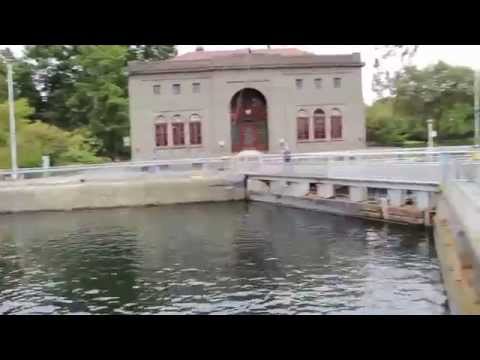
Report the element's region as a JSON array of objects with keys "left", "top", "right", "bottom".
[
  {"left": 6, "top": 62, "right": 18, "bottom": 180},
  {"left": 427, "top": 119, "right": 434, "bottom": 148},
  {"left": 42, "top": 155, "right": 50, "bottom": 178},
  {"left": 474, "top": 69, "right": 480, "bottom": 148}
]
